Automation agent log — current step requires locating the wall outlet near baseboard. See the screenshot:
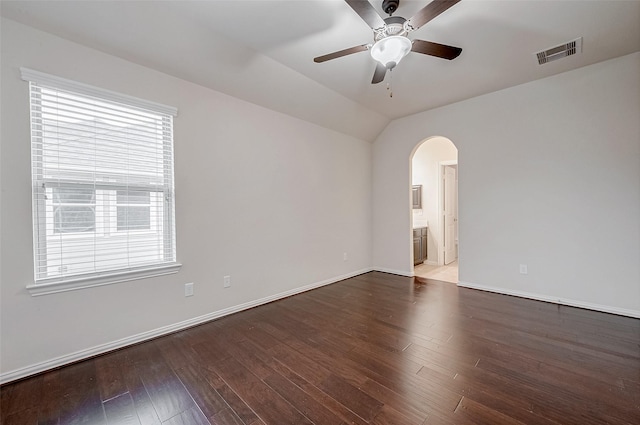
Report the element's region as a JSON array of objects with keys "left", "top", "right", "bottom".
[
  {"left": 519, "top": 264, "right": 528, "bottom": 275},
  {"left": 224, "top": 275, "right": 231, "bottom": 288},
  {"left": 343, "top": 252, "right": 348, "bottom": 261},
  {"left": 185, "top": 282, "right": 194, "bottom": 297}
]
